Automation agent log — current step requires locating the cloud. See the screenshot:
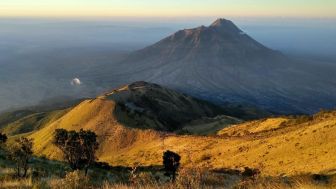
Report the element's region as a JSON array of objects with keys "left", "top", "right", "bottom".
[{"left": 70, "top": 78, "right": 81, "bottom": 86}]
